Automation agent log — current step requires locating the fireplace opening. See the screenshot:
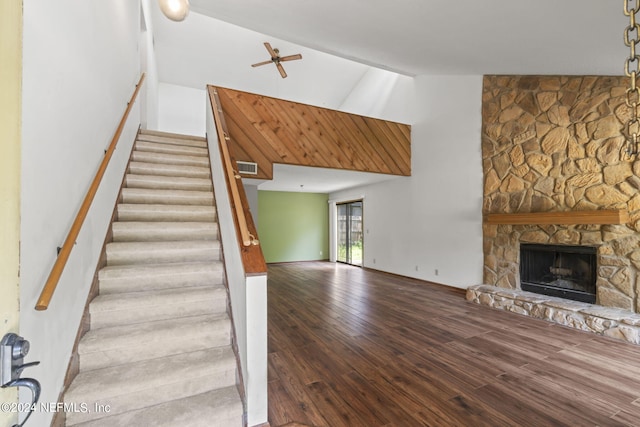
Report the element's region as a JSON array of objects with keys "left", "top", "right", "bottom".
[{"left": 519, "top": 243, "right": 597, "bottom": 304}]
